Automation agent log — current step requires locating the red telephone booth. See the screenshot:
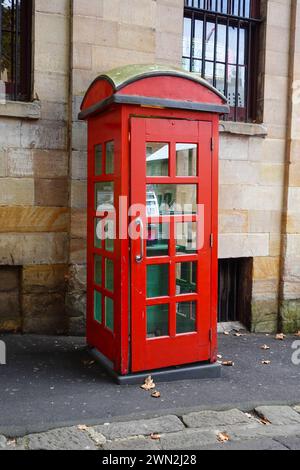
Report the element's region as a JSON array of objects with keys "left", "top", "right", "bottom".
[{"left": 79, "top": 65, "right": 229, "bottom": 384}]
